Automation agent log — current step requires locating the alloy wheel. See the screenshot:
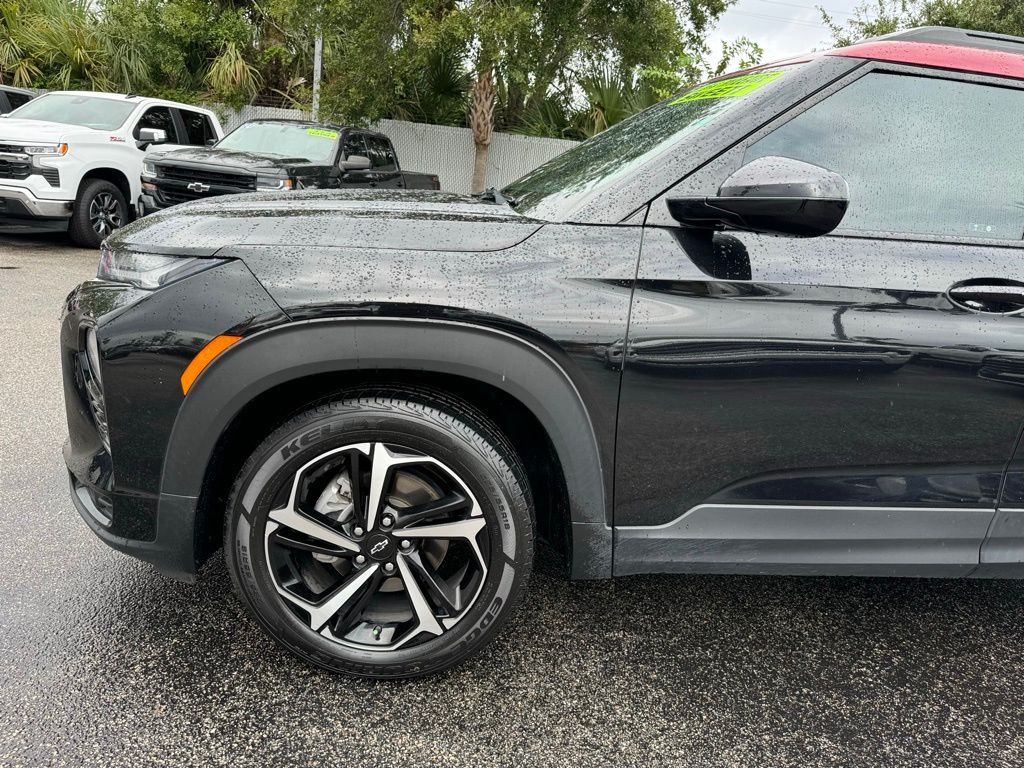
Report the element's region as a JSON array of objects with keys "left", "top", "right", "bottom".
[
  {"left": 263, "top": 442, "right": 489, "bottom": 651},
  {"left": 89, "top": 191, "right": 123, "bottom": 237}
]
